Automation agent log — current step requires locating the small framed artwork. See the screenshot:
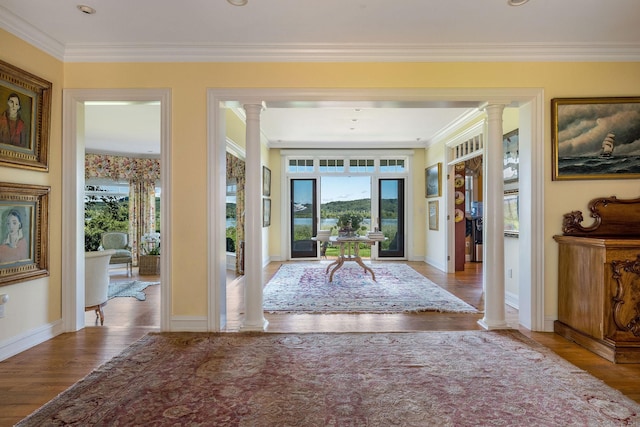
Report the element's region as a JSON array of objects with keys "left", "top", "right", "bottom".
[
  {"left": 428, "top": 200, "right": 439, "bottom": 231},
  {"left": 262, "top": 166, "right": 271, "bottom": 197},
  {"left": 504, "top": 190, "right": 519, "bottom": 238},
  {"left": 552, "top": 97, "right": 640, "bottom": 180},
  {"left": 263, "top": 198, "right": 271, "bottom": 227},
  {"left": 503, "top": 128, "right": 519, "bottom": 183},
  {"left": 0, "top": 60, "right": 52, "bottom": 171},
  {"left": 0, "top": 182, "right": 50, "bottom": 286},
  {"left": 425, "top": 163, "right": 442, "bottom": 198}
]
